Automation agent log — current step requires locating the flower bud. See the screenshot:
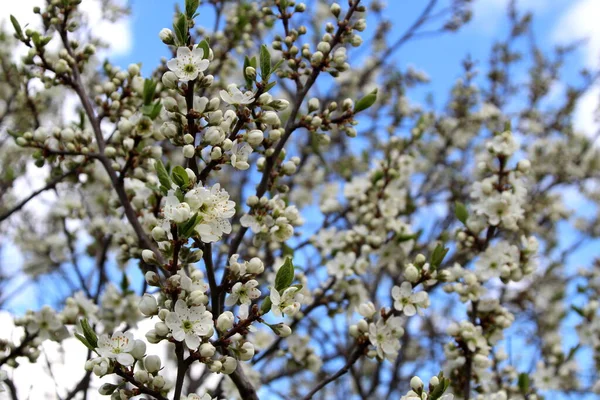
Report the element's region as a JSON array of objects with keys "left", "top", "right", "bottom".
[
  {"left": 404, "top": 264, "right": 420, "bottom": 282},
  {"left": 145, "top": 355, "right": 161, "bottom": 373},
  {"left": 358, "top": 302, "right": 376, "bottom": 318},
  {"left": 145, "top": 271, "right": 160, "bottom": 286},
  {"left": 221, "top": 356, "right": 237, "bottom": 374},
  {"left": 155, "top": 322, "right": 169, "bottom": 337},
  {"left": 152, "top": 375, "right": 165, "bottom": 389},
  {"left": 216, "top": 311, "right": 234, "bottom": 332},
  {"left": 246, "top": 129, "right": 264, "bottom": 146},
  {"left": 271, "top": 323, "right": 292, "bottom": 337},
  {"left": 410, "top": 376, "right": 423, "bottom": 390},
  {"left": 246, "top": 257, "right": 264, "bottom": 274},
  {"left": 131, "top": 340, "right": 147, "bottom": 360},
  {"left": 238, "top": 342, "right": 255, "bottom": 361},
  {"left": 183, "top": 144, "right": 196, "bottom": 158},
  {"left": 245, "top": 66, "right": 256, "bottom": 80},
  {"left": 200, "top": 342, "right": 216, "bottom": 358},
  {"left": 142, "top": 250, "right": 157, "bottom": 264},
  {"left": 162, "top": 71, "right": 178, "bottom": 89},
  {"left": 139, "top": 294, "right": 158, "bottom": 316},
  {"left": 99, "top": 383, "right": 118, "bottom": 395},
  {"left": 159, "top": 28, "right": 174, "bottom": 44},
  {"left": 429, "top": 376, "right": 440, "bottom": 386}
]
